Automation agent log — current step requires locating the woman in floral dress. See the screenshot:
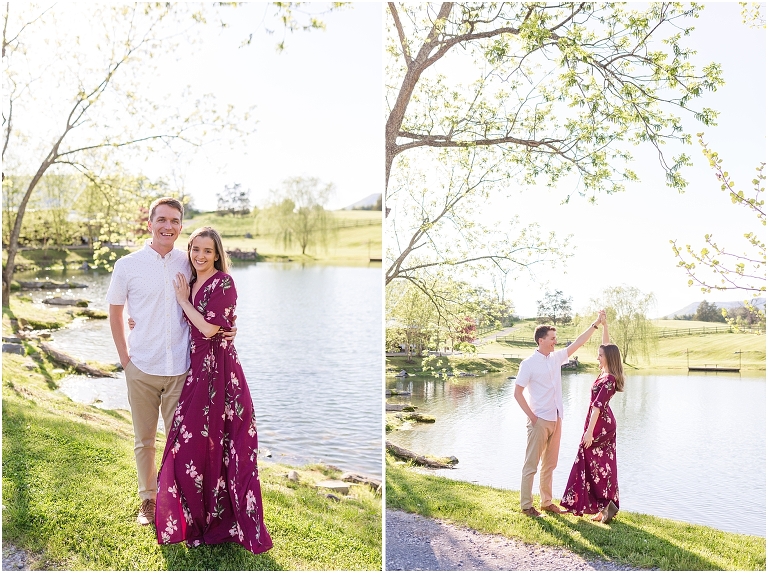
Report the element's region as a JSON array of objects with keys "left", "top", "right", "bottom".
[
  {"left": 154, "top": 226, "right": 272, "bottom": 555},
  {"left": 561, "top": 314, "right": 624, "bottom": 524}
]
